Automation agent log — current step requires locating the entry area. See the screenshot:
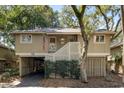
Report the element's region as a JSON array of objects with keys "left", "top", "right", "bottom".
[{"left": 19, "top": 57, "right": 45, "bottom": 77}]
